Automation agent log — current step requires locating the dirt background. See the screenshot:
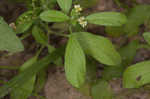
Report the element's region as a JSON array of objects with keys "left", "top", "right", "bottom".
[{"left": 1, "top": 0, "right": 150, "bottom": 99}]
